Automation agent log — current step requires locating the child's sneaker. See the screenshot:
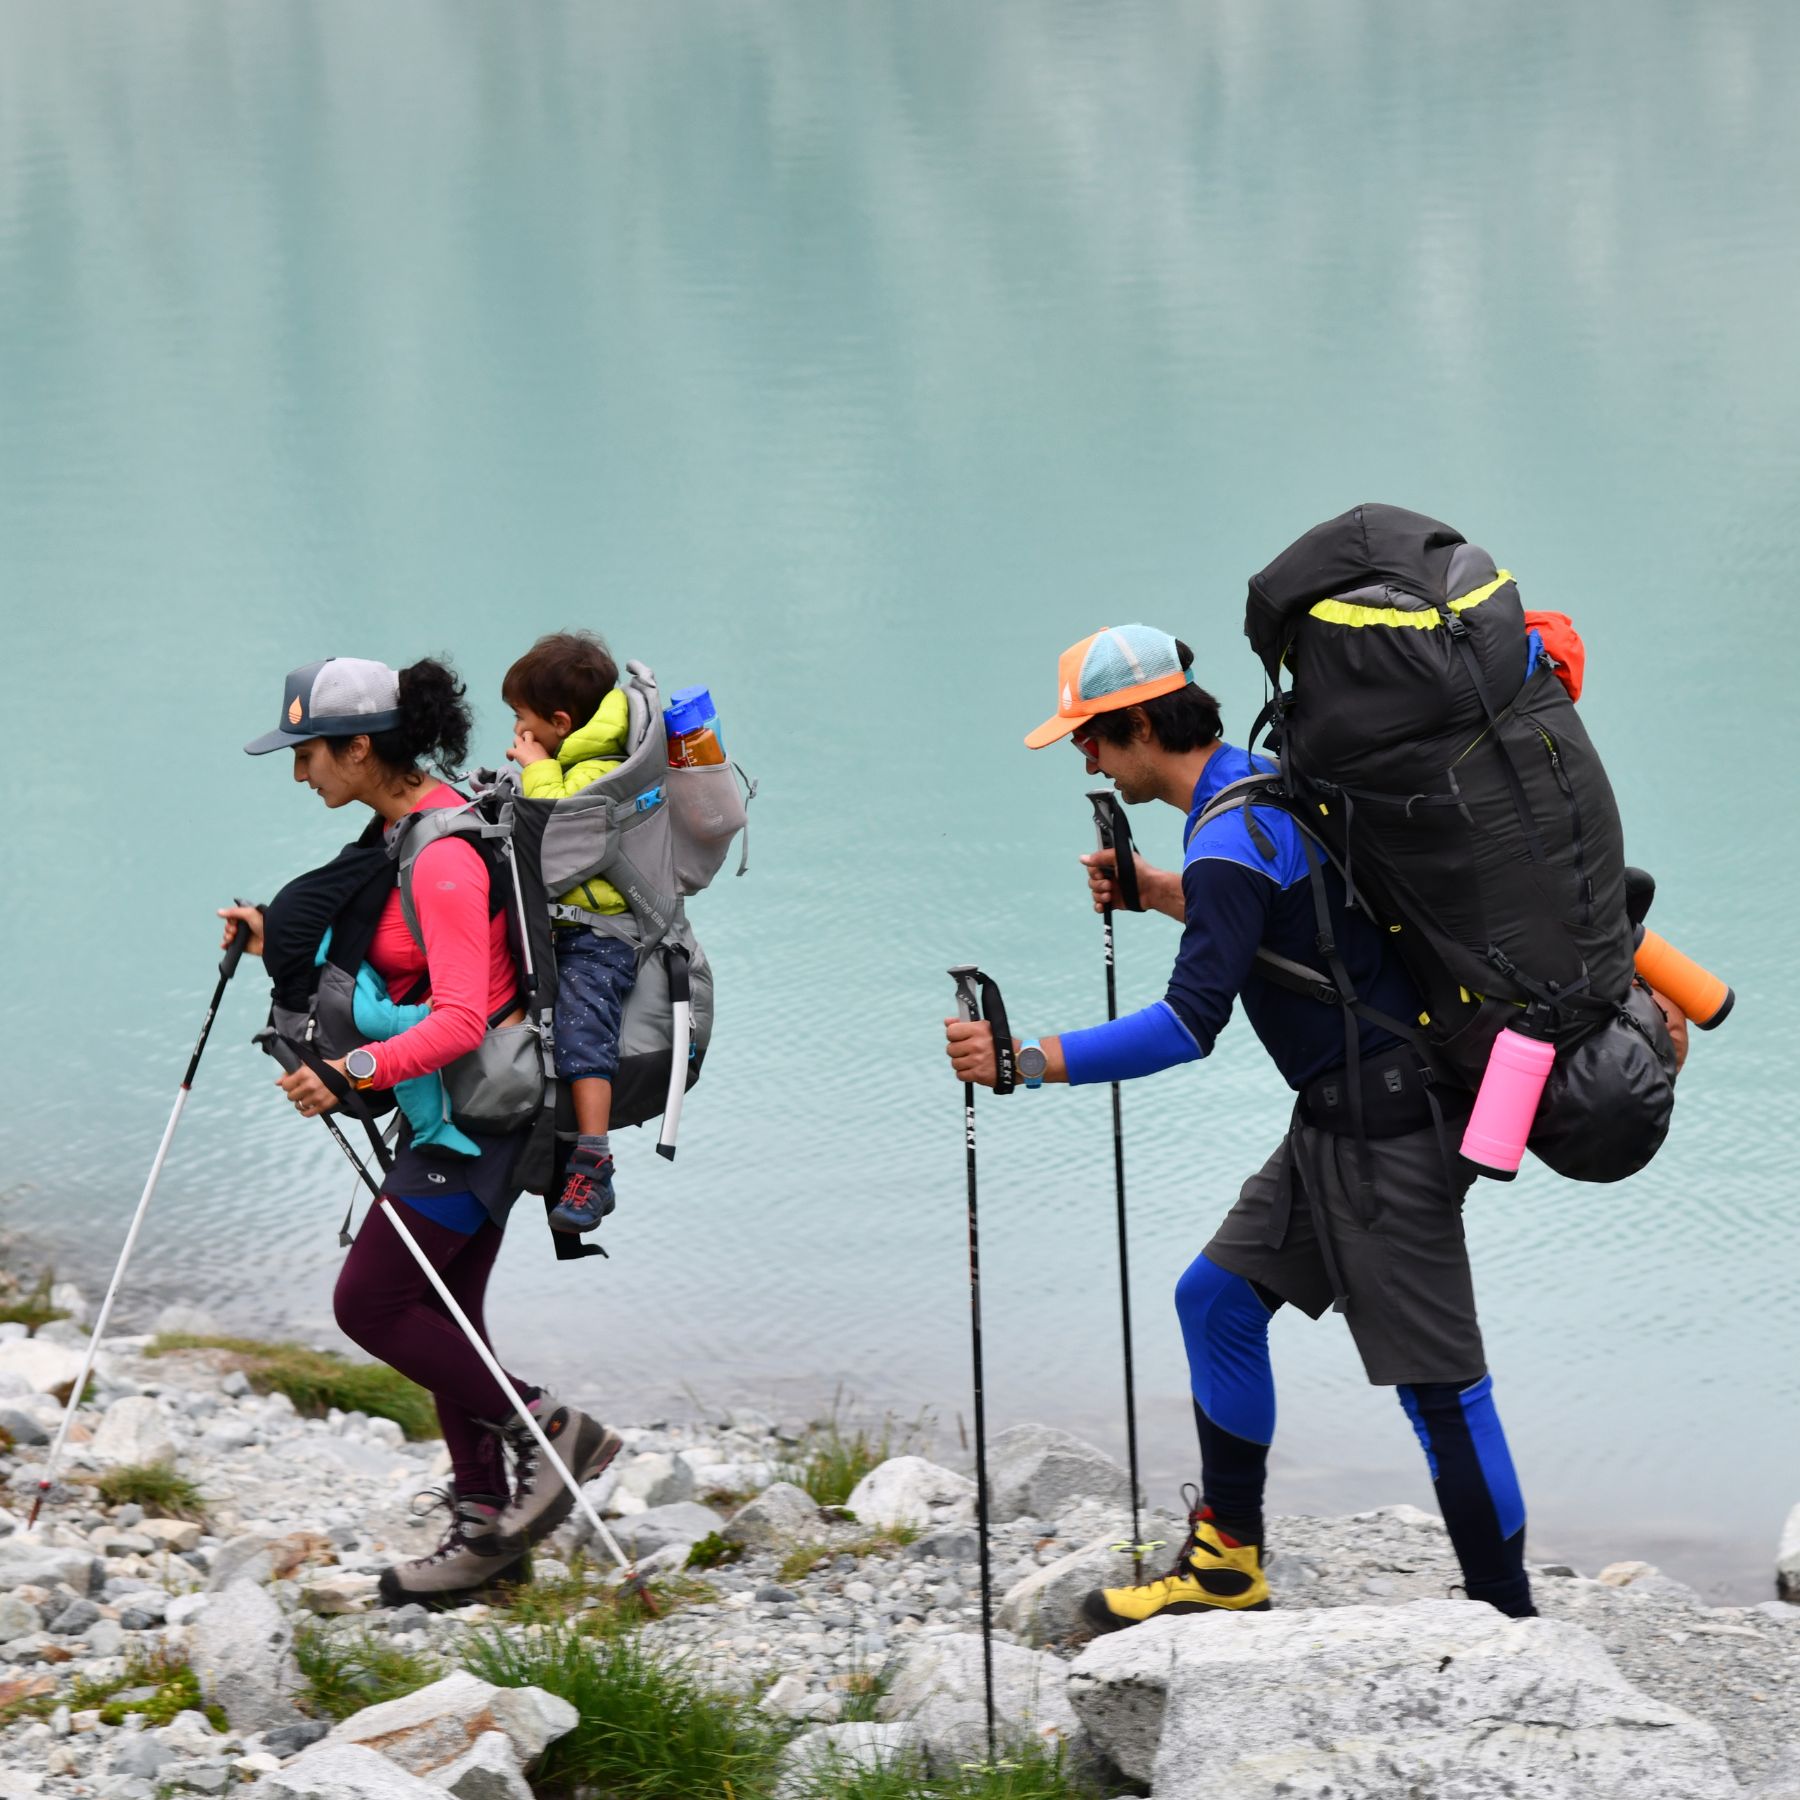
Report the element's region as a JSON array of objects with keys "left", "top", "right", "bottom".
[{"left": 550, "top": 1144, "right": 615, "bottom": 1233}]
